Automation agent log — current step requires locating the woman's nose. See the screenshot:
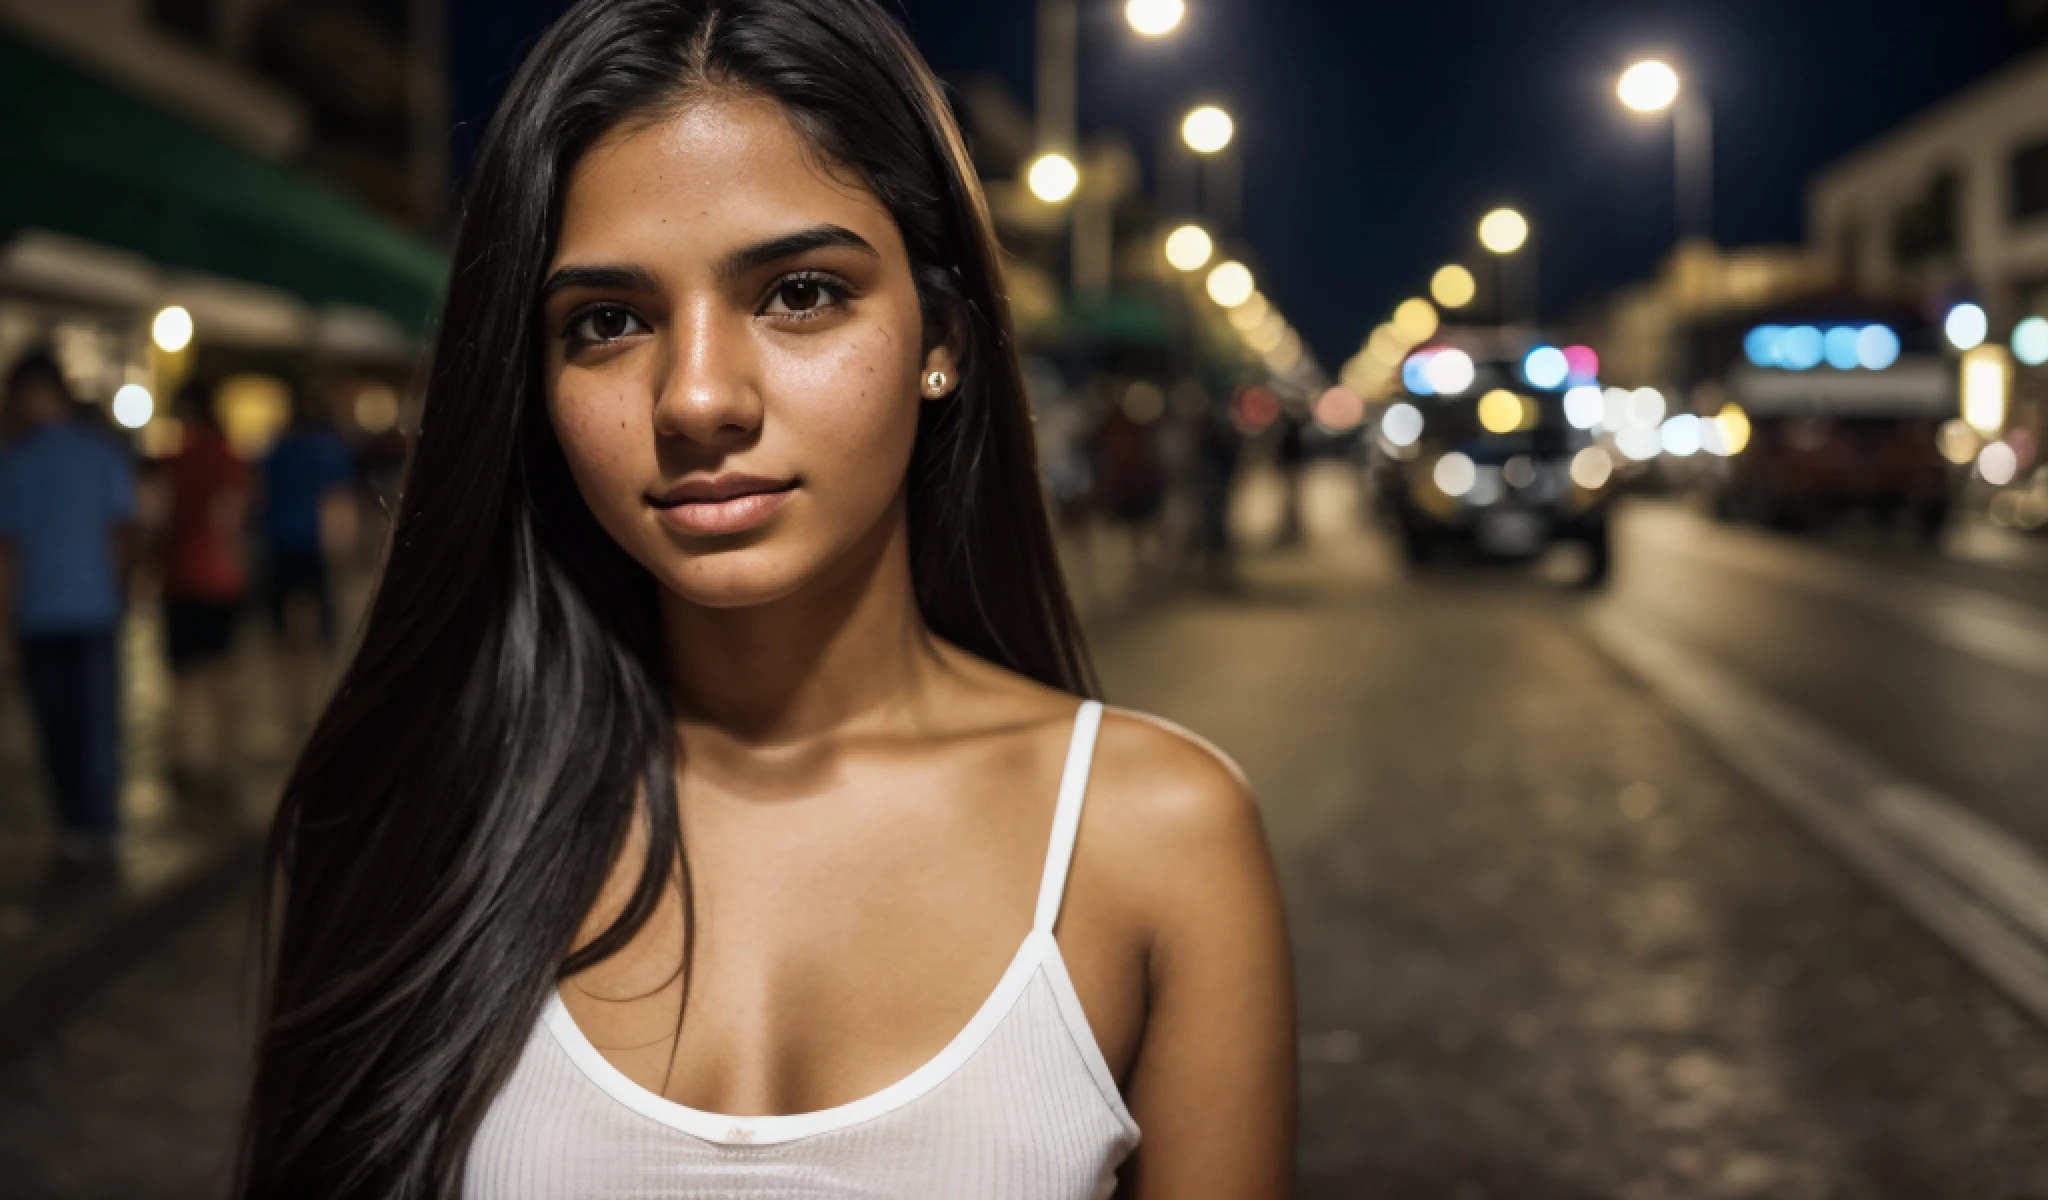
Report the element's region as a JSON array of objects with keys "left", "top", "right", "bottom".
[{"left": 651, "top": 303, "right": 762, "bottom": 447}]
